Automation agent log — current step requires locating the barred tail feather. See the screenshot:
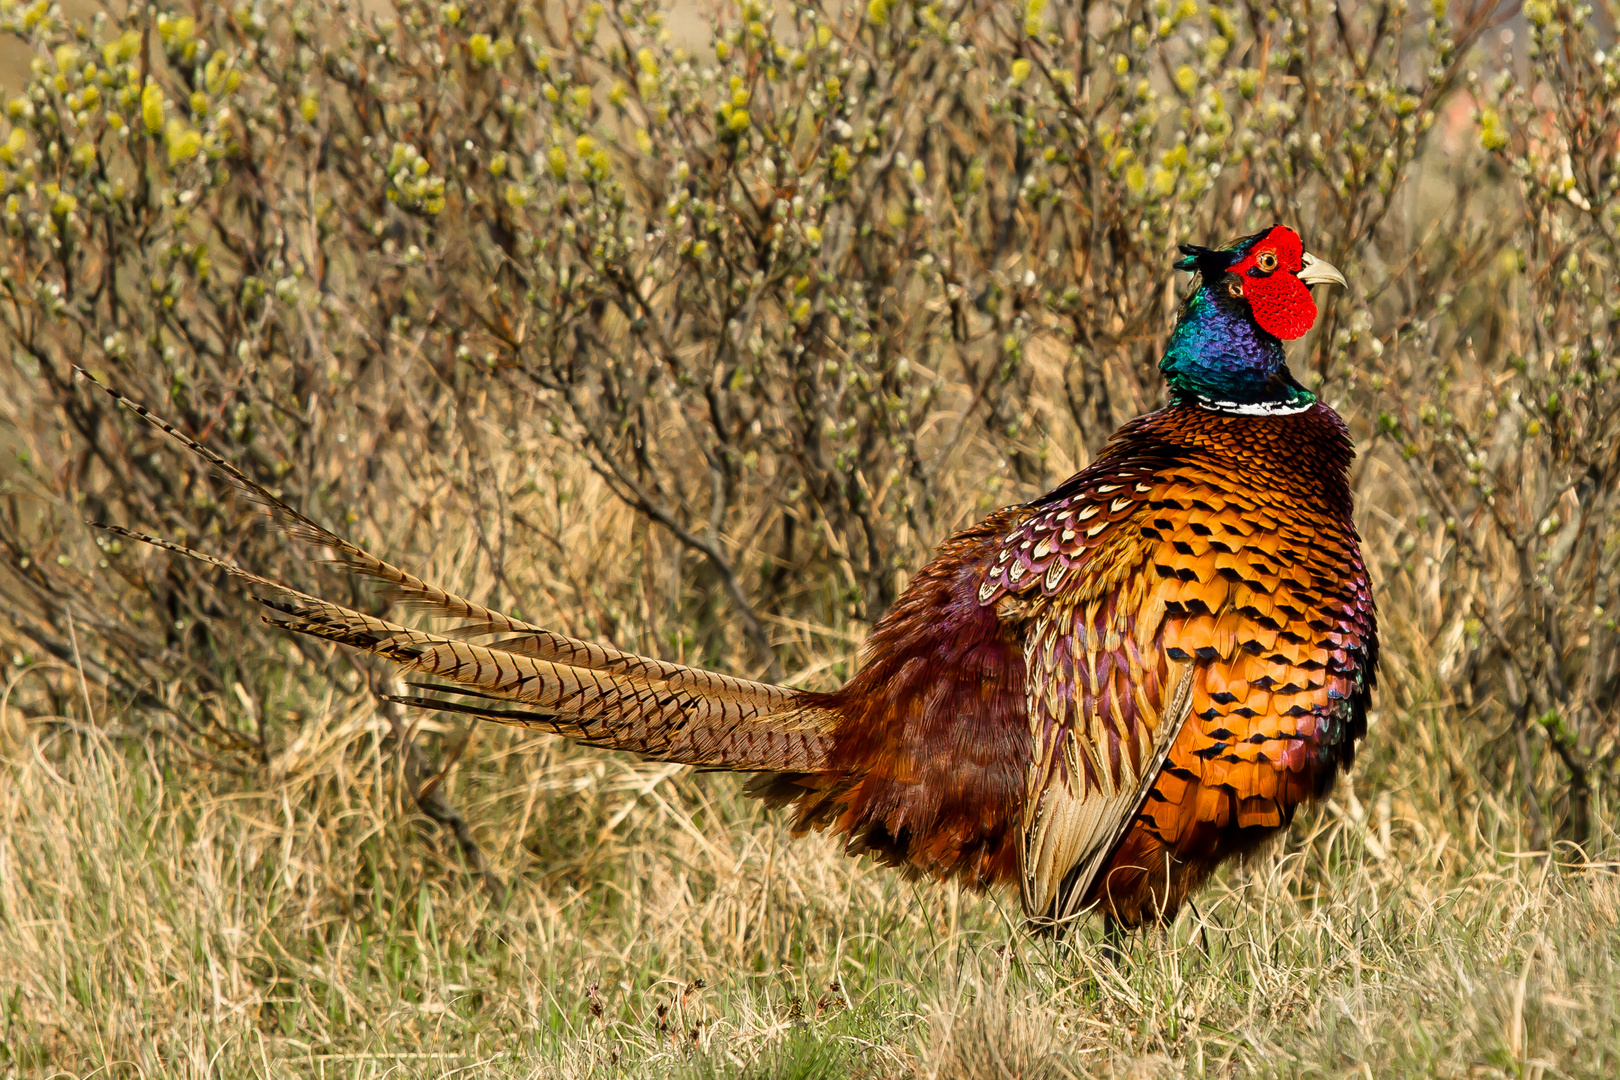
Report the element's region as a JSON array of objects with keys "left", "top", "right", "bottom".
[
  {"left": 82, "top": 374, "right": 840, "bottom": 774},
  {"left": 262, "top": 595, "right": 835, "bottom": 772},
  {"left": 79, "top": 370, "right": 554, "bottom": 635},
  {"left": 99, "top": 523, "right": 837, "bottom": 771}
]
